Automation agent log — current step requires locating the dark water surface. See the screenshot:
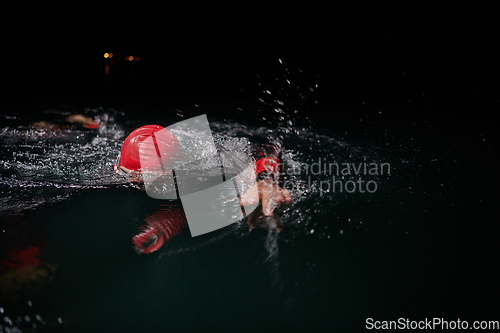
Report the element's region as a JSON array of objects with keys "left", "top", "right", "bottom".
[{"left": 1, "top": 101, "right": 497, "bottom": 332}]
